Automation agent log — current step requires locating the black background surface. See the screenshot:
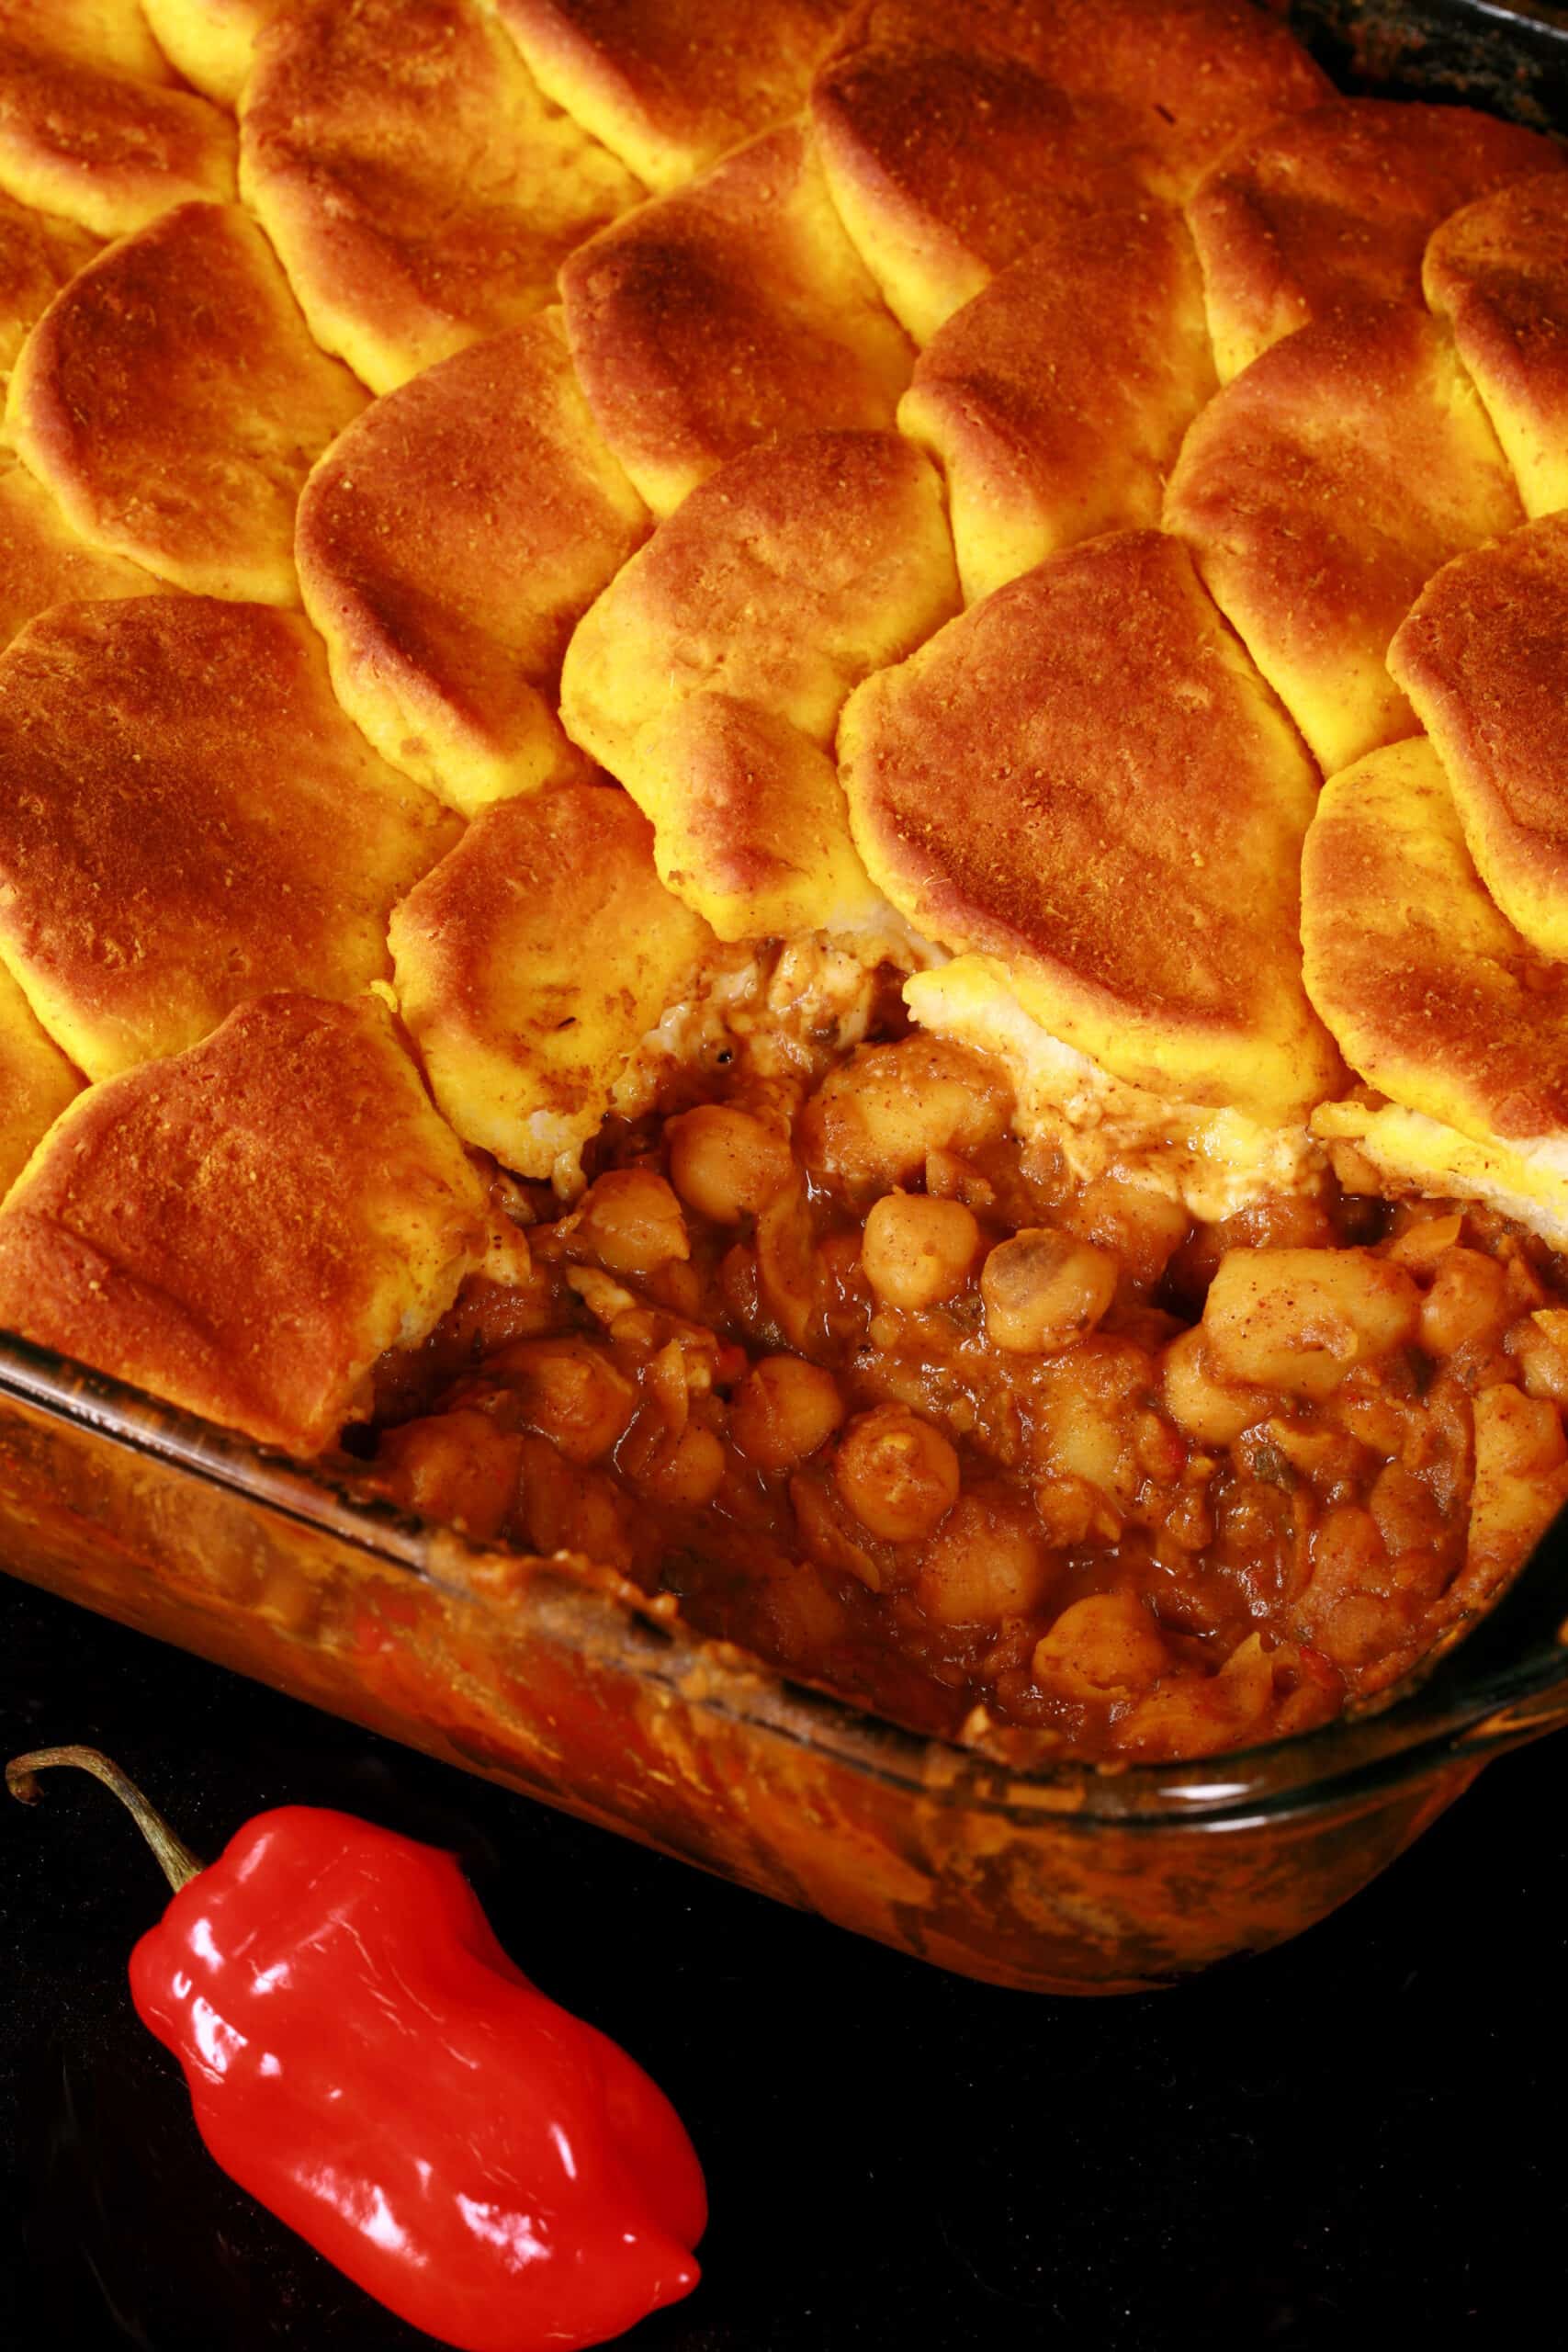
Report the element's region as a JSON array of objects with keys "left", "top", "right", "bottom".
[{"left": 3, "top": 1571, "right": 1564, "bottom": 2351}]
